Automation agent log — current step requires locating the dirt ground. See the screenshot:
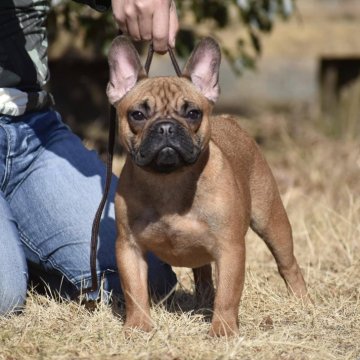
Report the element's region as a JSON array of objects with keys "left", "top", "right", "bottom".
[{"left": 0, "top": 110, "right": 359, "bottom": 360}]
